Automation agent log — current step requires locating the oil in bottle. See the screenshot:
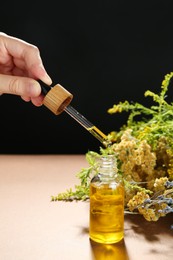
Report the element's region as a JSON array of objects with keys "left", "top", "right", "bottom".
[{"left": 89, "top": 155, "right": 124, "bottom": 244}]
